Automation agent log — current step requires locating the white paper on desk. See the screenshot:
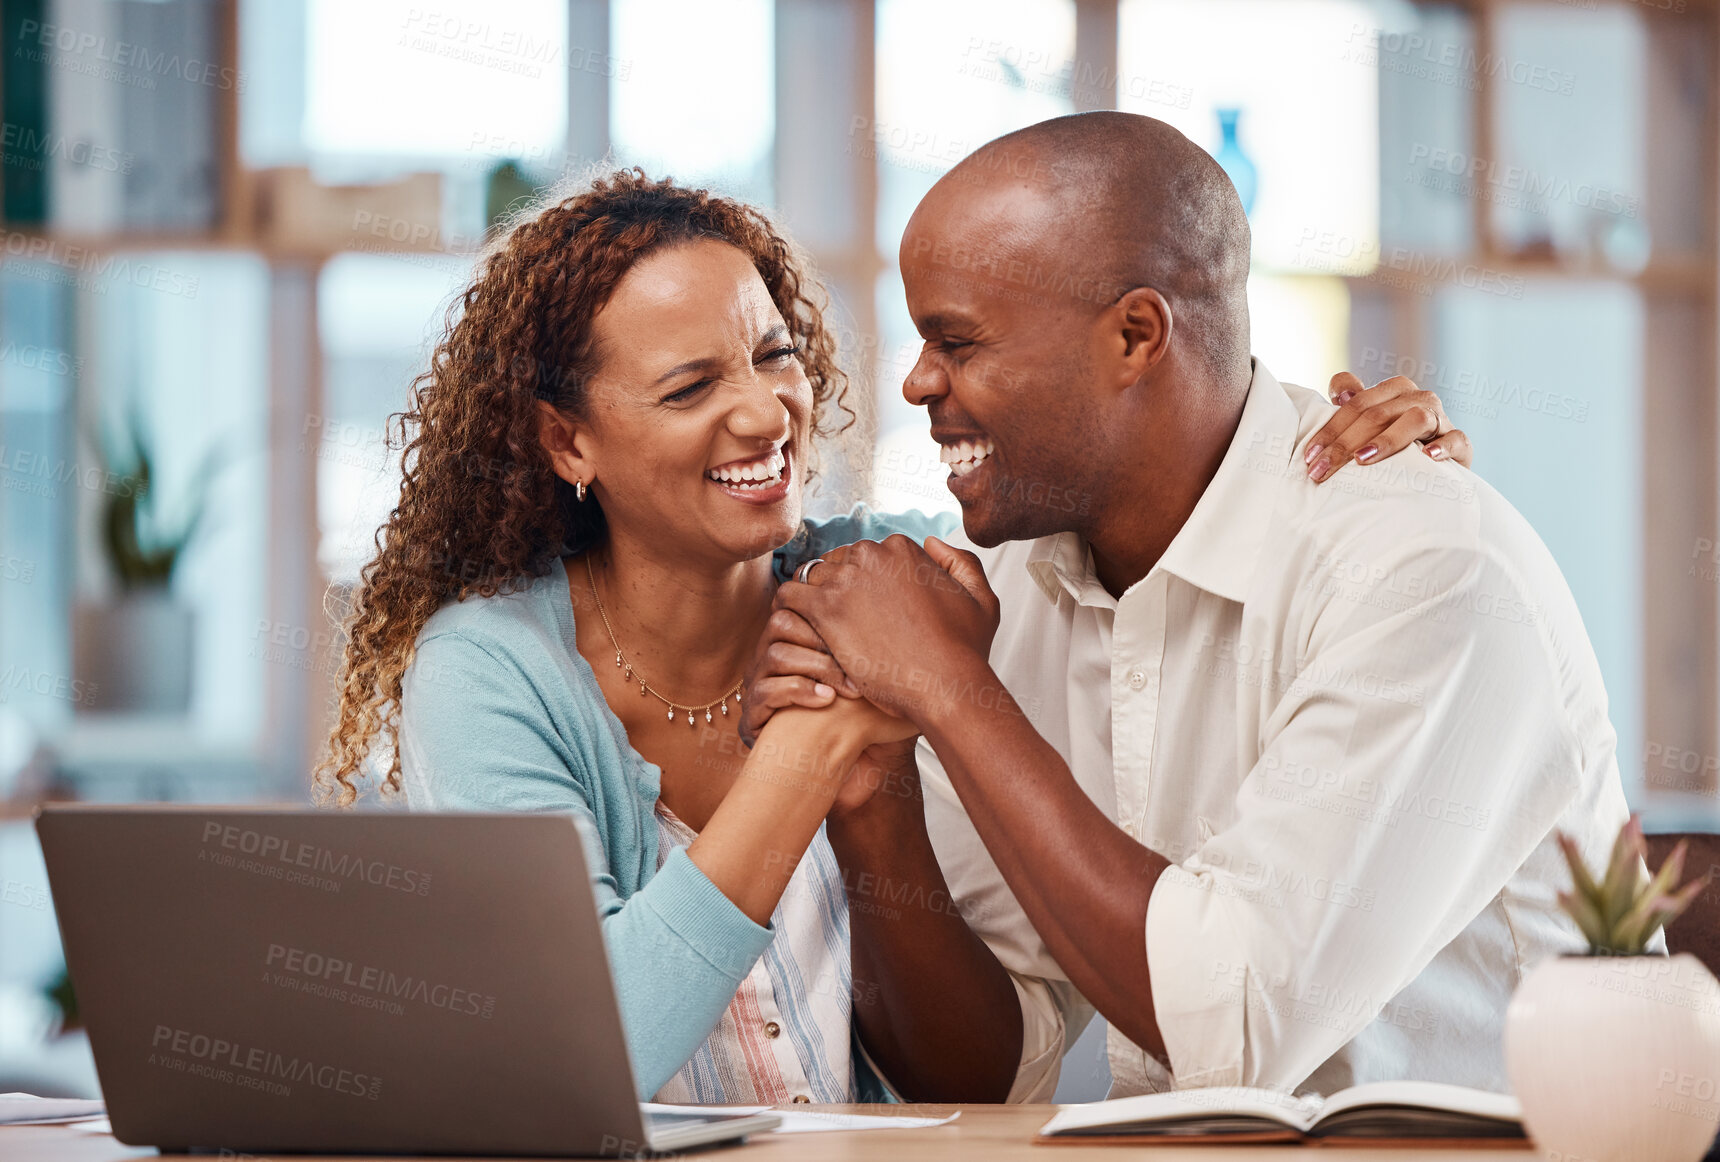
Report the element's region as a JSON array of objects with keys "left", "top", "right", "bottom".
[
  {"left": 0, "top": 1093, "right": 107, "bottom": 1125},
  {"left": 643, "top": 1103, "right": 959, "bottom": 1134},
  {"left": 767, "top": 1110, "right": 960, "bottom": 1134},
  {"left": 68, "top": 1118, "right": 113, "bottom": 1135}
]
